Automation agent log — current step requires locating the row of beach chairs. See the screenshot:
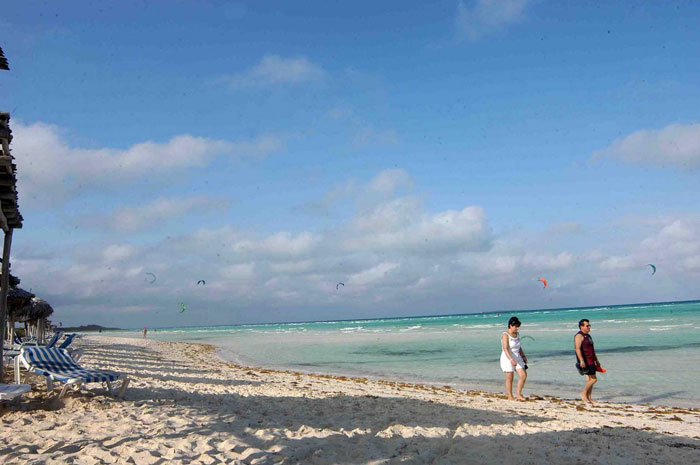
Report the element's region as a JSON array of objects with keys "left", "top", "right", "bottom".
[{"left": 1, "top": 333, "right": 129, "bottom": 401}]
